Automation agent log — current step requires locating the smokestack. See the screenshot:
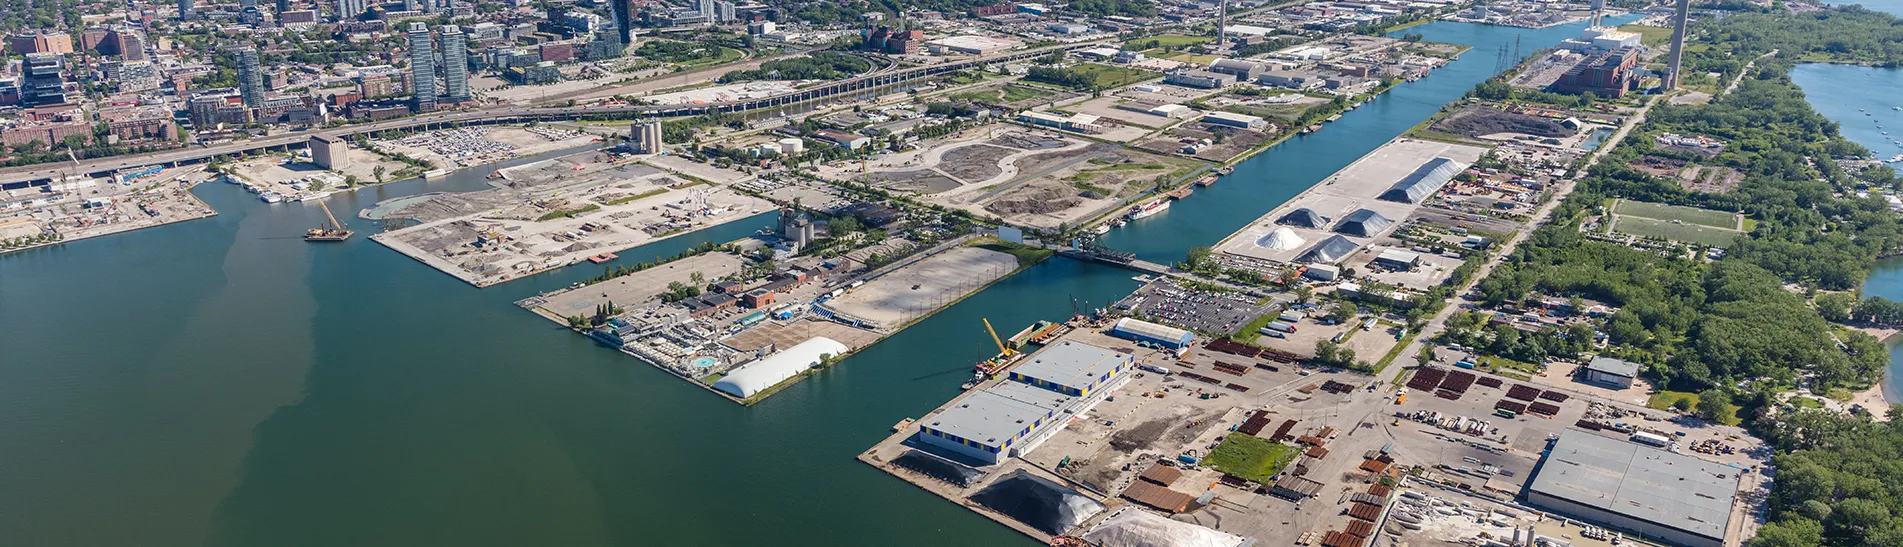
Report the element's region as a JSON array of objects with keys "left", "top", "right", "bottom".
[
  {"left": 1217, "top": 0, "right": 1228, "bottom": 53},
  {"left": 1666, "top": 0, "right": 1691, "bottom": 90}
]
